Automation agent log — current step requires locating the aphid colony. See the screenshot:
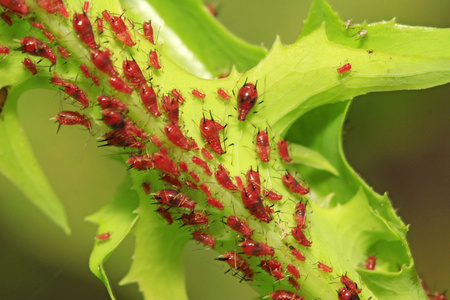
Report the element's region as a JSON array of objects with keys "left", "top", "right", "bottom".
[{"left": 0, "top": 2, "right": 377, "bottom": 299}]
